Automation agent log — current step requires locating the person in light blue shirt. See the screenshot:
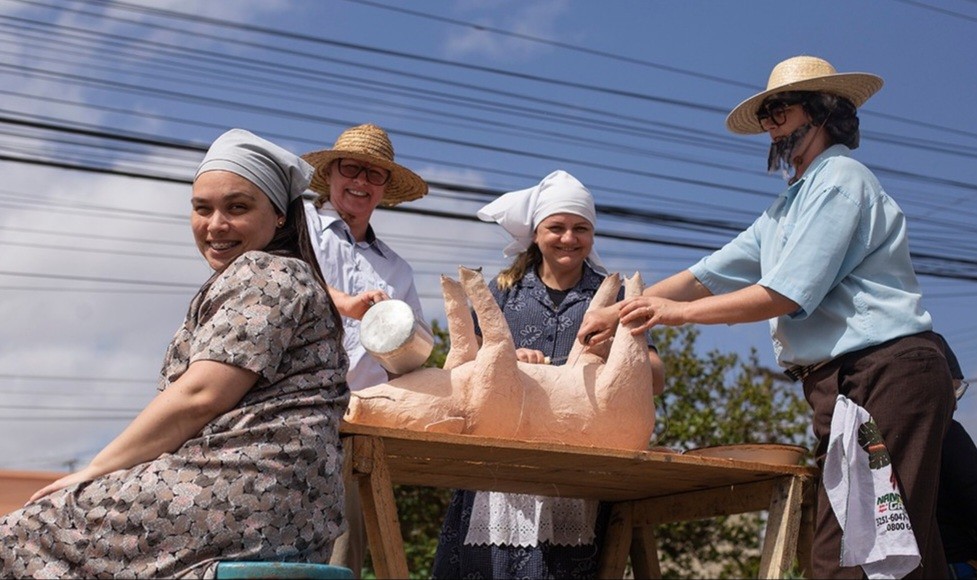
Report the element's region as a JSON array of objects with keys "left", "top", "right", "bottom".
[
  {"left": 690, "top": 142, "right": 931, "bottom": 367},
  {"left": 301, "top": 123, "right": 430, "bottom": 578},
  {"left": 578, "top": 55, "right": 955, "bottom": 579}
]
